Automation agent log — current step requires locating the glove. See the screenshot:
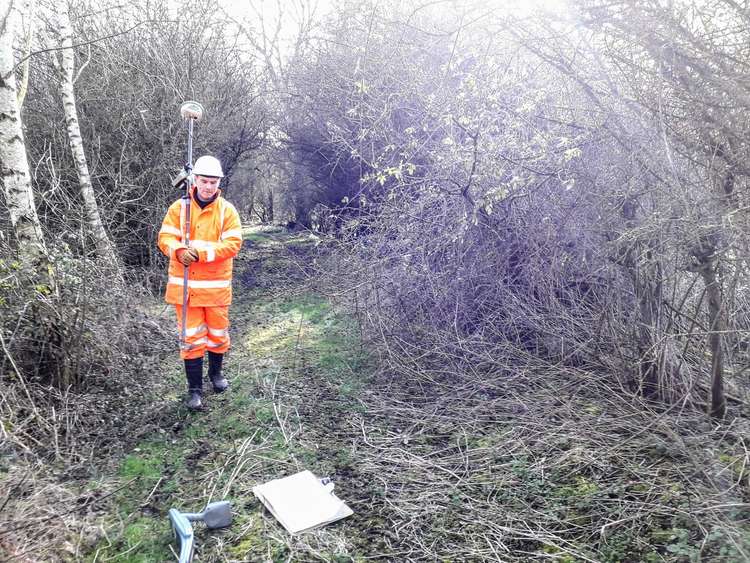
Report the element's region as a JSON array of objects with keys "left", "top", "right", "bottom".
[{"left": 176, "top": 247, "right": 199, "bottom": 266}]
